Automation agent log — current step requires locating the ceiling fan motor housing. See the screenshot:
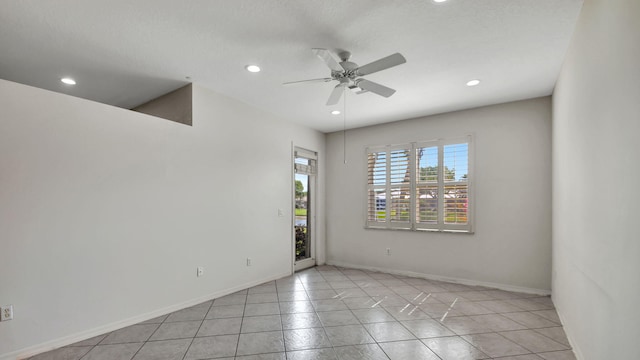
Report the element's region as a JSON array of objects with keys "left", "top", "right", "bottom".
[{"left": 339, "top": 61, "right": 358, "bottom": 72}]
